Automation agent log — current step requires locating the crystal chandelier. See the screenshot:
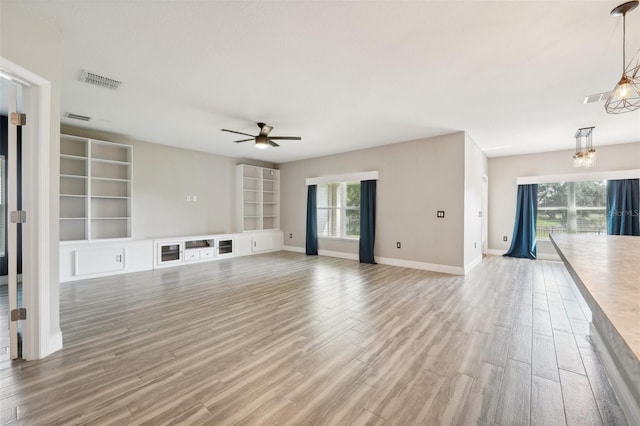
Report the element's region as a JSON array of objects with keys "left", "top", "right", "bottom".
[
  {"left": 605, "top": 1, "right": 640, "bottom": 114},
  {"left": 573, "top": 127, "right": 596, "bottom": 168}
]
